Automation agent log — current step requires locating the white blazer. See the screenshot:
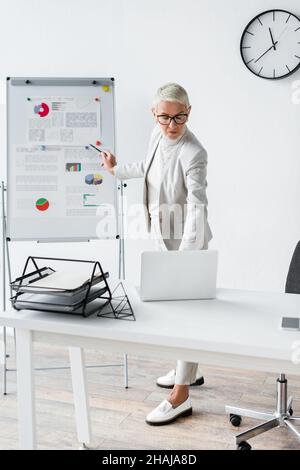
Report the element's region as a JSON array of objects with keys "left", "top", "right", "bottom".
[{"left": 114, "top": 125, "right": 213, "bottom": 250}]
